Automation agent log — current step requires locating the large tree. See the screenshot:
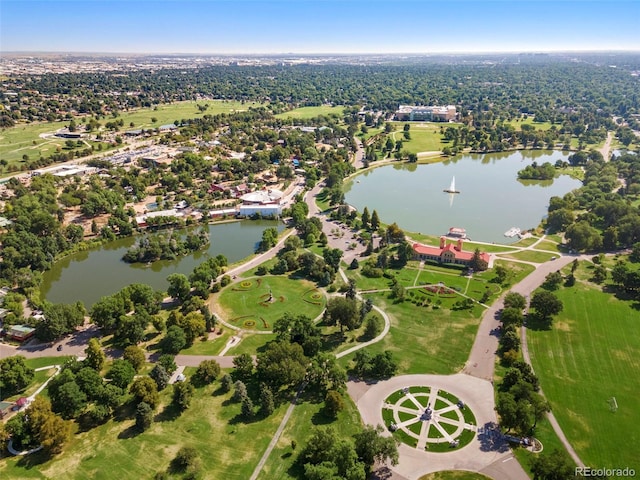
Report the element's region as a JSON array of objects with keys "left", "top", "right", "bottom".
[
  {"left": 273, "top": 313, "right": 322, "bottom": 357},
  {"left": 324, "top": 297, "right": 359, "bottom": 332},
  {"left": 0, "top": 355, "right": 35, "bottom": 397},
  {"left": 530, "top": 290, "right": 563, "bottom": 322},
  {"left": 256, "top": 341, "right": 308, "bottom": 390}
]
